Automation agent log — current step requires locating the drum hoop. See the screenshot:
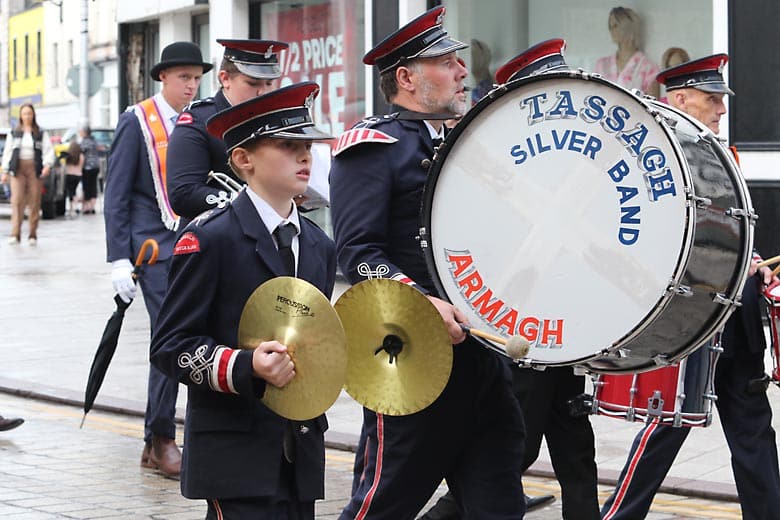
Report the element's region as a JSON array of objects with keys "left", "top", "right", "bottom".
[{"left": 420, "top": 70, "right": 695, "bottom": 364}]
